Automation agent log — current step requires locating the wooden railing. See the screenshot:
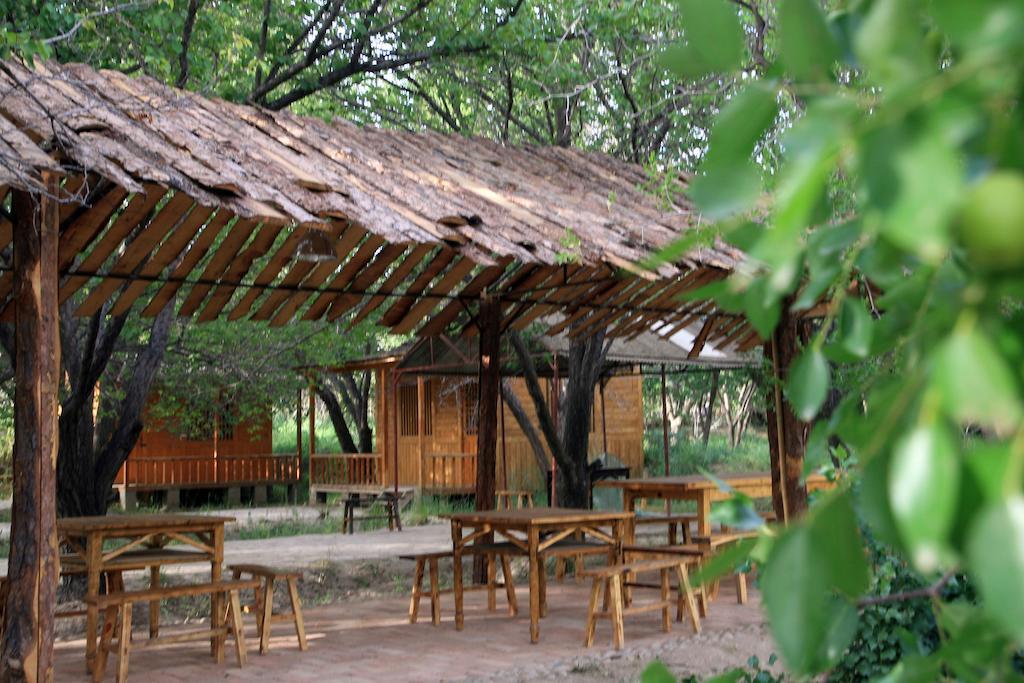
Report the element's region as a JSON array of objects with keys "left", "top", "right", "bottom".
[
  {"left": 310, "top": 453, "right": 384, "bottom": 489},
  {"left": 119, "top": 453, "right": 300, "bottom": 488},
  {"left": 423, "top": 452, "right": 476, "bottom": 492}
]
